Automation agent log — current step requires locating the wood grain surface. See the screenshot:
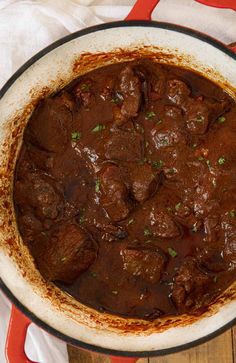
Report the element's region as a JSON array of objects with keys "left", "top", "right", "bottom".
[{"left": 68, "top": 327, "right": 235, "bottom": 363}]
